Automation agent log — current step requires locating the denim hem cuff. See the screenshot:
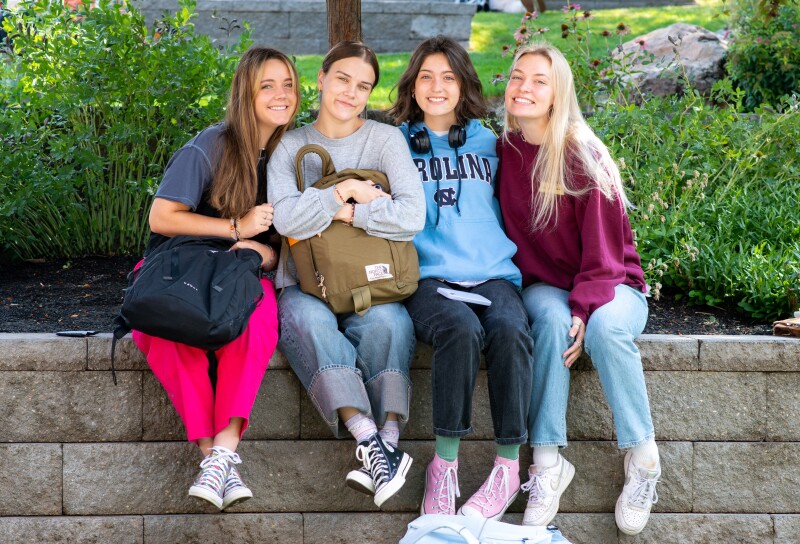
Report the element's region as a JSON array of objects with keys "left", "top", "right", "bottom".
[
  {"left": 433, "top": 426, "right": 473, "bottom": 438},
  {"left": 365, "top": 369, "right": 411, "bottom": 430},
  {"left": 618, "top": 432, "right": 656, "bottom": 450},
  {"left": 530, "top": 440, "right": 568, "bottom": 448},
  {"left": 495, "top": 434, "right": 528, "bottom": 446},
  {"left": 308, "top": 365, "right": 371, "bottom": 438}
]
